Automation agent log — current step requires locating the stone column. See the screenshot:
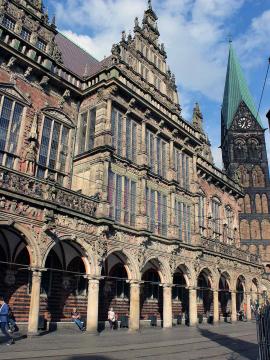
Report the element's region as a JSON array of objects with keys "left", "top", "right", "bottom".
[
  {"left": 129, "top": 281, "right": 140, "bottom": 331},
  {"left": 27, "top": 269, "right": 42, "bottom": 335},
  {"left": 163, "top": 285, "right": 172, "bottom": 328},
  {"left": 213, "top": 290, "right": 219, "bottom": 324},
  {"left": 189, "top": 288, "right": 197, "bottom": 326},
  {"left": 246, "top": 293, "right": 252, "bottom": 321},
  {"left": 231, "top": 291, "right": 237, "bottom": 322},
  {"left": 86, "top": 278, "right": 100, "bottom": 333}
]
